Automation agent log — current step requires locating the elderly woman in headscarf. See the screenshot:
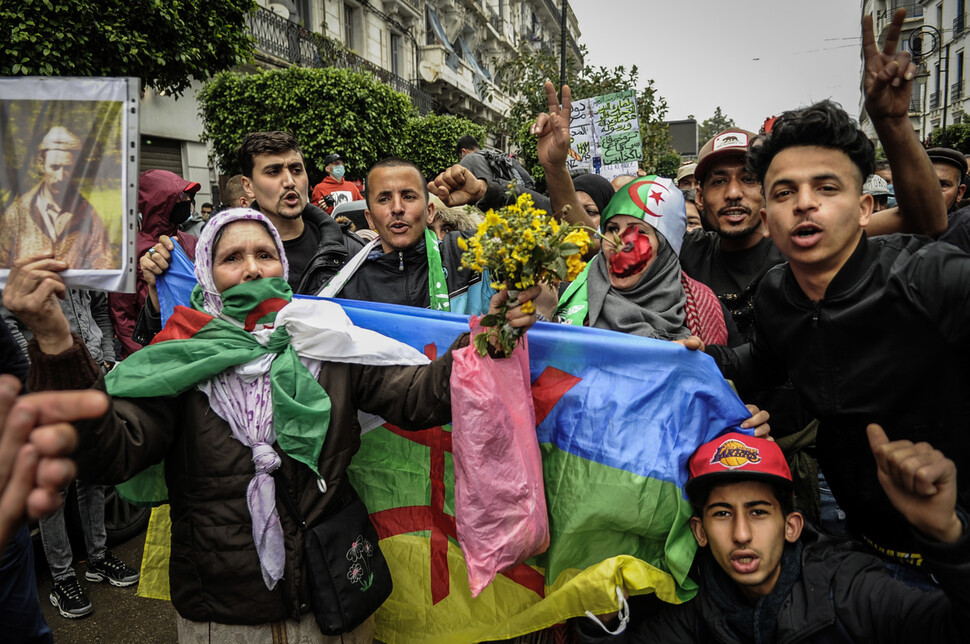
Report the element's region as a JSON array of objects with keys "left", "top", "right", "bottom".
[
  {"left": 5, "top": 208, "right": 537, "bottom": 641},
  {"left": 542, "top": 175, "right": 739, "bottom": 347}
]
